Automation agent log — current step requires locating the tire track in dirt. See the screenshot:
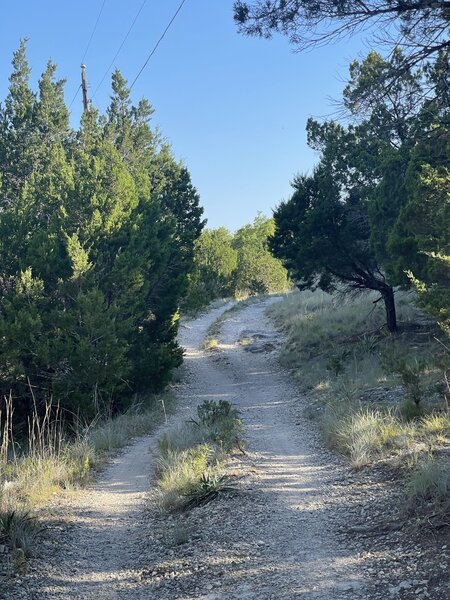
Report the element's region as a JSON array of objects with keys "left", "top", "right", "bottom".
[
  {"left": 4, "top": 302, "right": 234, "bottom": 600},
  {"left": 156, "top": 297, "right": 370, "bottom": 599}
]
